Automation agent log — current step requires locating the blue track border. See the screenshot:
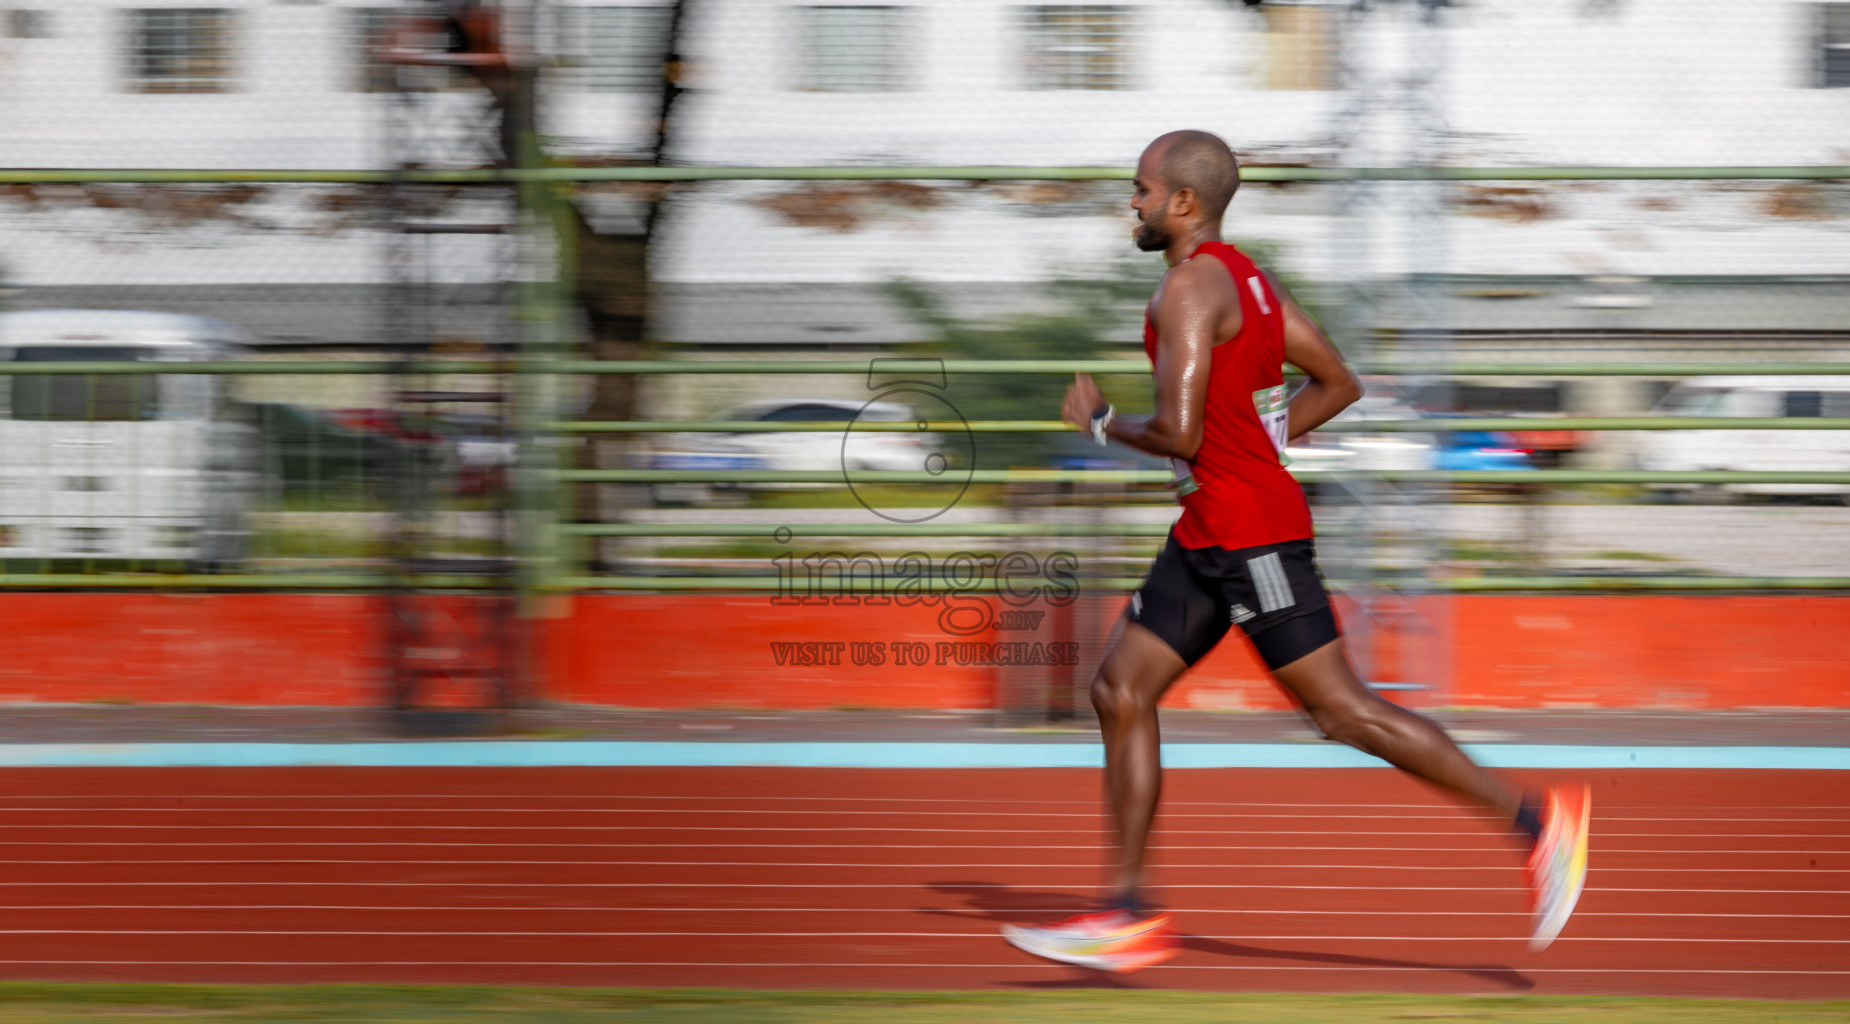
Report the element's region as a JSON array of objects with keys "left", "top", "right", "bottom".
[{"left": 0, "top": 742, "right": 1841, "bottom": 769}]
